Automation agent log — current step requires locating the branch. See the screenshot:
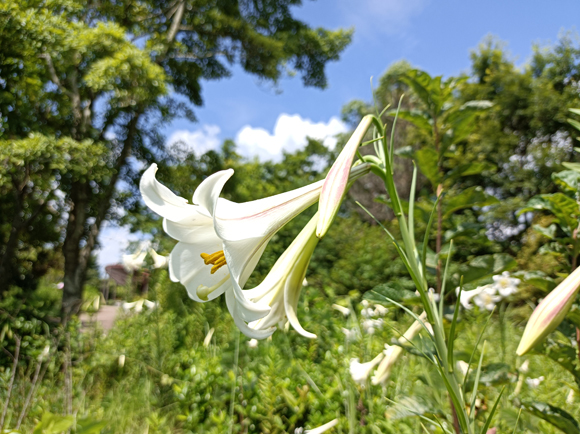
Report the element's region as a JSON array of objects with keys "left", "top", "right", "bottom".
[
  {"left": 80, "top": 112, "right": 142, "bottom": 270},
  {"left": 166, "top": 1, "right": 185, "bottom": 44},
  {"left": 169, "top": 51, "right": 226, "bottom": 60},
  {"left": 39, "top": 53, "right": 71, "bottom": 97}
]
